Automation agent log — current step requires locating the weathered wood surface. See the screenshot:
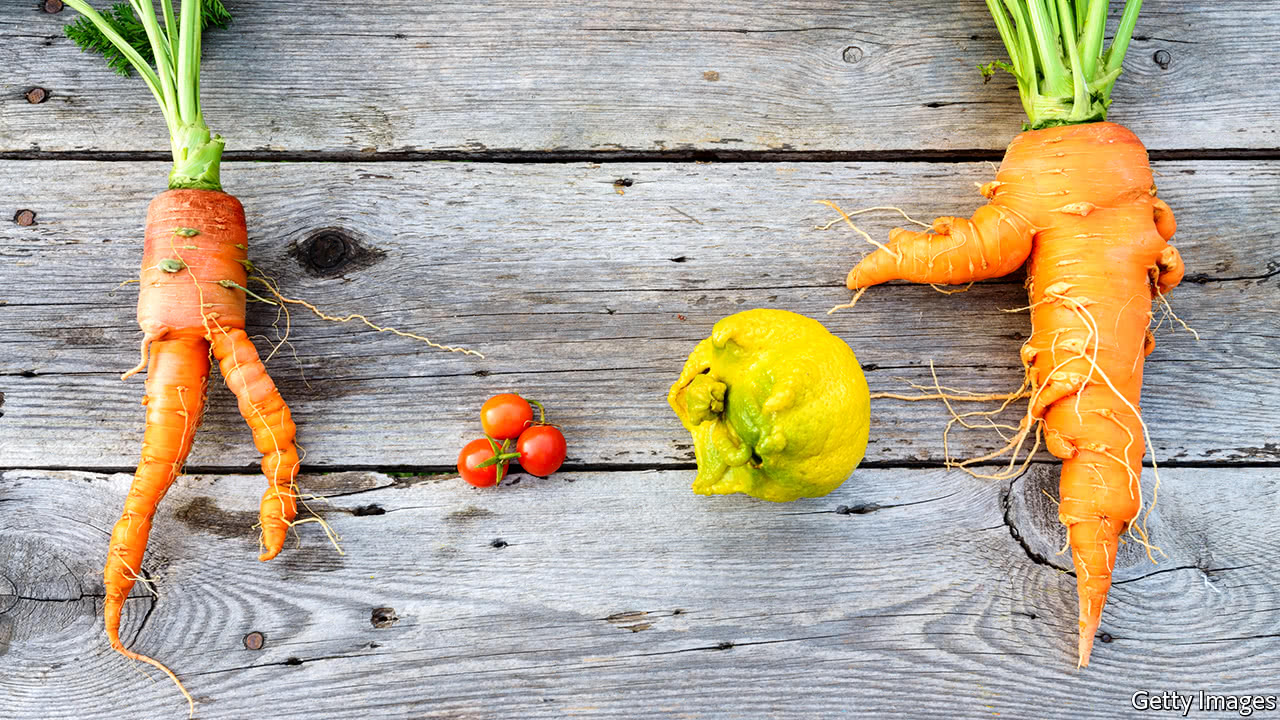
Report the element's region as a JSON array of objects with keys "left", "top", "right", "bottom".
[
  {"left": 5, "top": 1, "right": 1280, "bottom": 717},
  {"left": 3, "top": 1, "right": 1279, "bottom": 155},
  {"left": 2, "top": 160, "right": 1277, "bottom": 469},
  {"left": 2, "top": 467, "right": 1277, "bottom": 720}
]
